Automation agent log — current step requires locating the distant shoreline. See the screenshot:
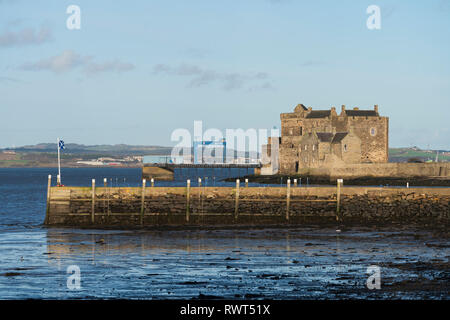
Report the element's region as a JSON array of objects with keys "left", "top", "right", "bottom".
[{"left": 0, "top": 165, "right": 142, "bottom": 169}]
